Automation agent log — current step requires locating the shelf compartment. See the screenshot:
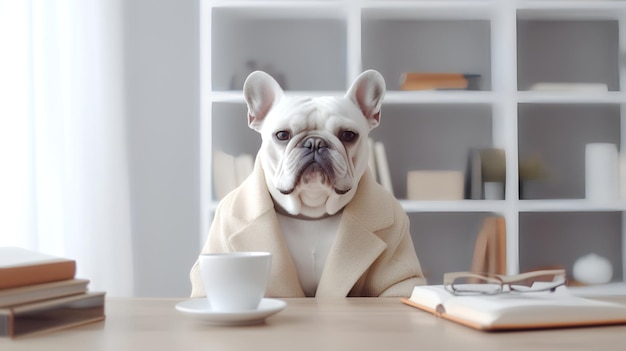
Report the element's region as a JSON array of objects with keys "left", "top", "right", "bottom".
[
  {"left": 517, "top": 18, "right": 619, "bottom": 91},
  {"left": 361, "top": 13, "right": 492, "bottom": 91},
  {"left": 519, "top": 211, "right": 623, "bottom": 282},
  {"left": 211, "top": 7, "right": 347, "bottom": 91},
  {"left": 370, "top": 103, "right": 492, "bottom": 200},
  {"left": 518, "top": 103, "right": 621, "bottom": 200}
]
